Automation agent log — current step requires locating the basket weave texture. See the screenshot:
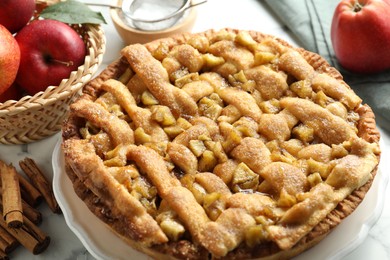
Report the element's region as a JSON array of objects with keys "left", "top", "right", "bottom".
[{"left": 0, "top": 0, "right": 106, "bottom": 144}]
